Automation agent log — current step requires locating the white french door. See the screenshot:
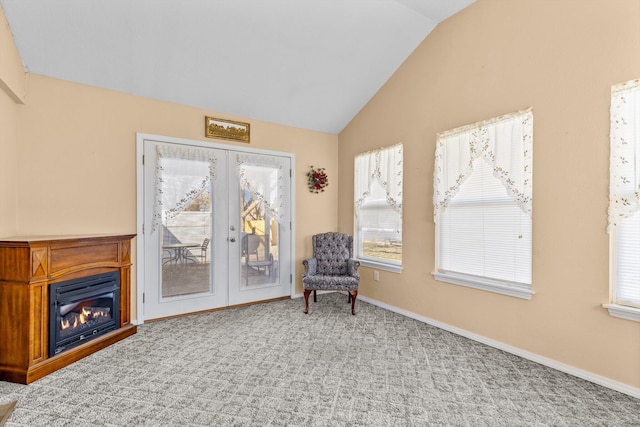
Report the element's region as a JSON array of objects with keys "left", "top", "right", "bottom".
[{"left": 140, "top": 137, "right": 292, "bottom": 320}]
